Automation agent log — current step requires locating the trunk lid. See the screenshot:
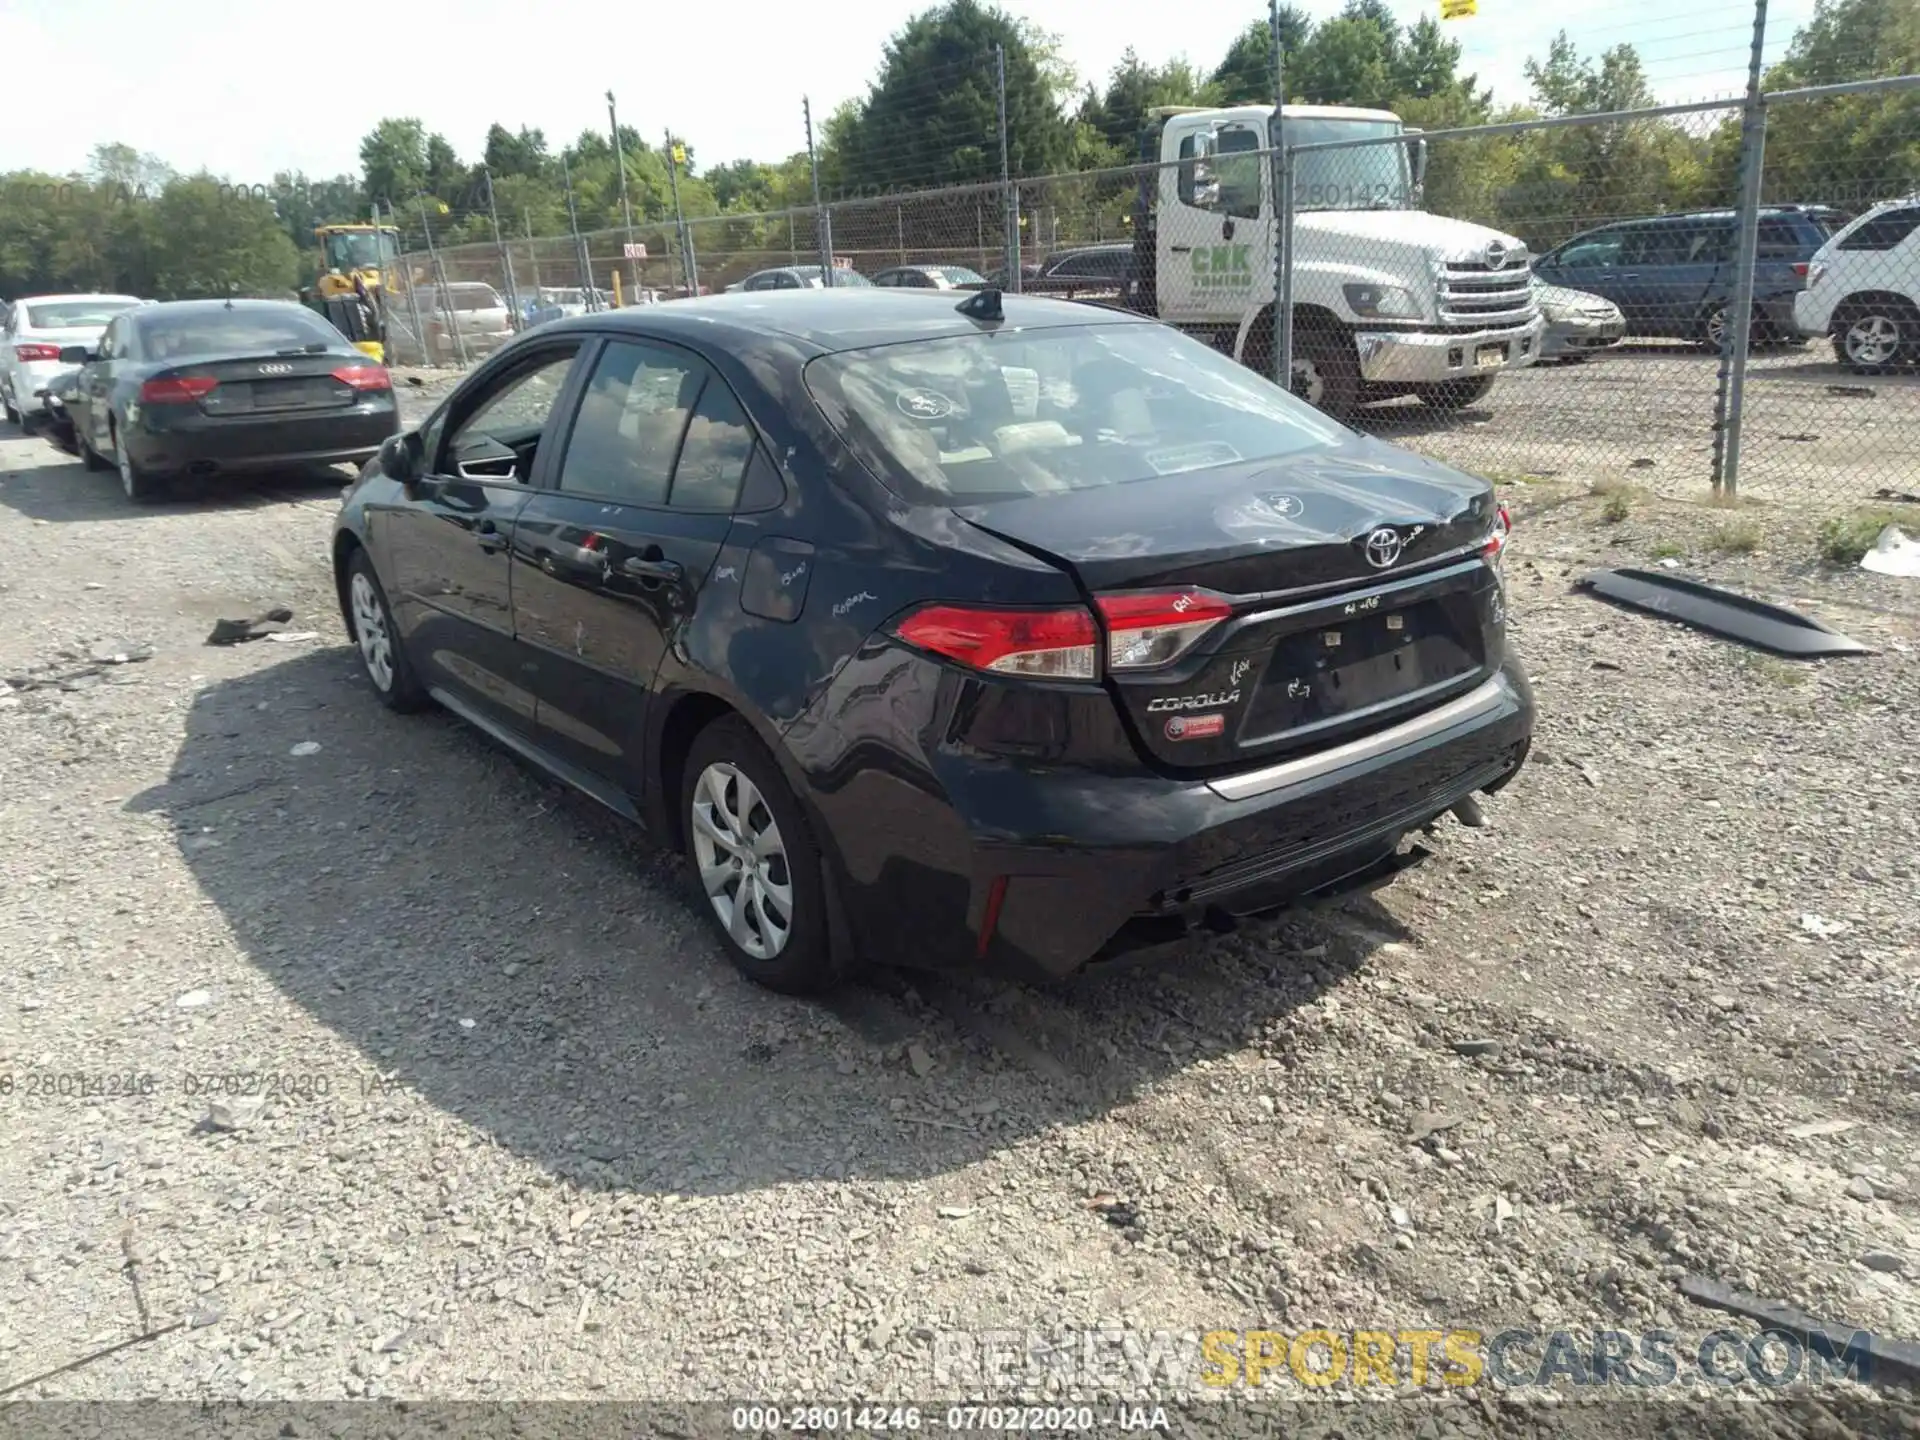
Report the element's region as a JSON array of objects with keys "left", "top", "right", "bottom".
[
  {"left": 954, "top": 441, "right": 1508, "bottom": 771},
  {"left": 154, "top": 352, "right": 375, "bottom": 416}
]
